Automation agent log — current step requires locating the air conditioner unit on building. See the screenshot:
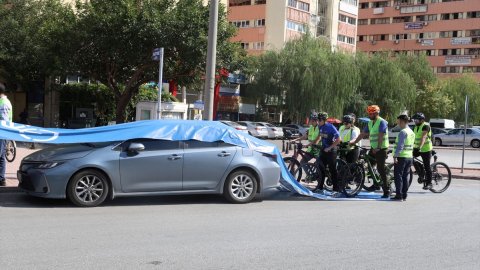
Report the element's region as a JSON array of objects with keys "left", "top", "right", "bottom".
[
  {"left": 371, "top": 40, "right": 377, "bottom": 45},
  {"left": 417, "top": 39, "right": 423, "bottom": 43},
  {"left": 472, "top": 55, "right": 477, "bottom": 59},
  {"left": 423, "top": 21, "right": 428, "bottom": 26},
  {"left": 394, "top": 40, "right": 400, "bottom": 44},
  {"left": 395, "top": 6, "right": 400, "bottom": 10}
]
